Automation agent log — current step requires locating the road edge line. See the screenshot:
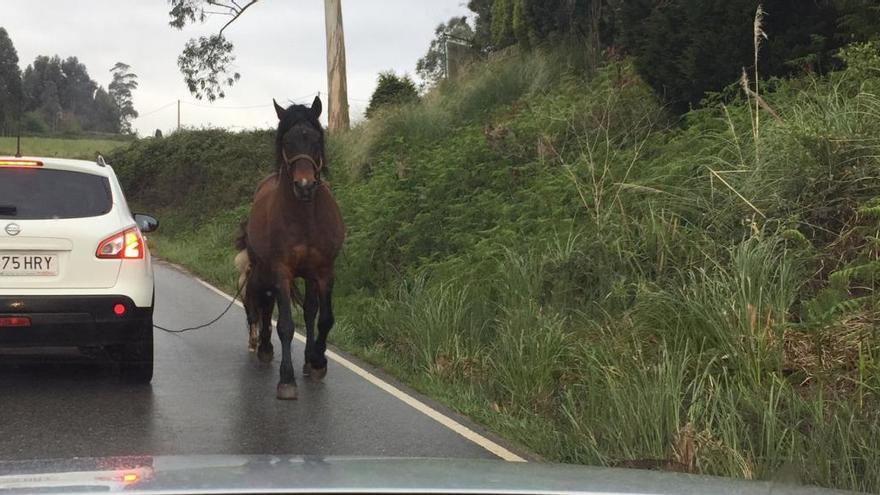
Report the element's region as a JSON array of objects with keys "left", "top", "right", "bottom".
[{"left": 183, "top": 271, "right": 528, "bottom": 463}]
